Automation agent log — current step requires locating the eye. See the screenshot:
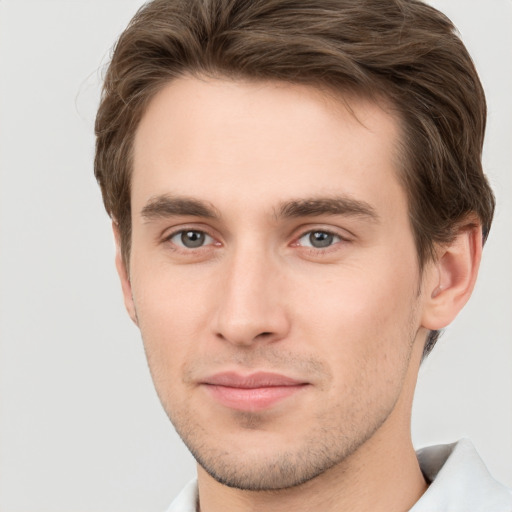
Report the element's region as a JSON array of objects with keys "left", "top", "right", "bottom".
[
  {"left": 169, "top": 230, "right": 214, "bottom": 249},
  {"left": 297, "top": 230, "right": 342, "bottom": 249}
]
